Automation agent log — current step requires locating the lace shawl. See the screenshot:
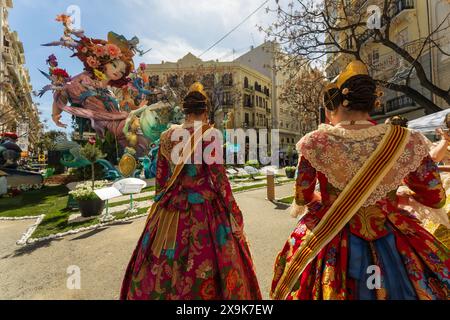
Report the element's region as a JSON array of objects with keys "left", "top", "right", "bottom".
[{"left": 297, "top": 124, "right": 430, "bottom": 207}]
